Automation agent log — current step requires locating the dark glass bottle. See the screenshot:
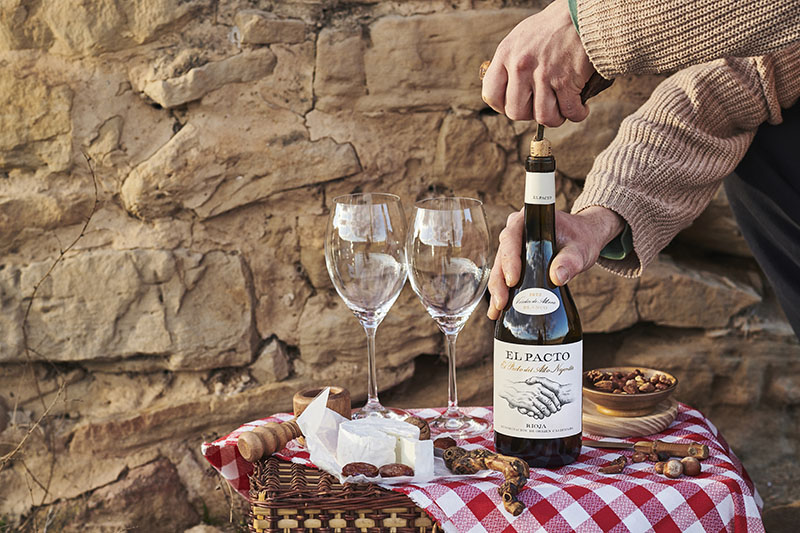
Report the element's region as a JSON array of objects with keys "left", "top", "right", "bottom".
[{"left": 493, "top": 136, "right": 583, "bottom": 468}]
